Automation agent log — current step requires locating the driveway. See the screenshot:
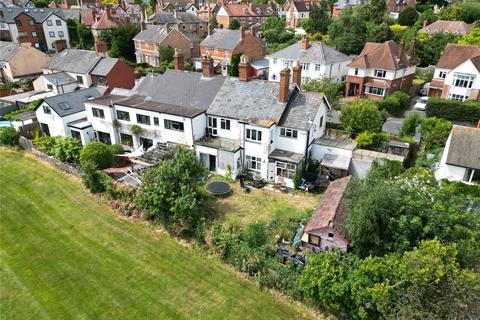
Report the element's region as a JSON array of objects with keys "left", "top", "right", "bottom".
[{"left": 382, "top": 96, "right": 424, "bottom": 142}]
